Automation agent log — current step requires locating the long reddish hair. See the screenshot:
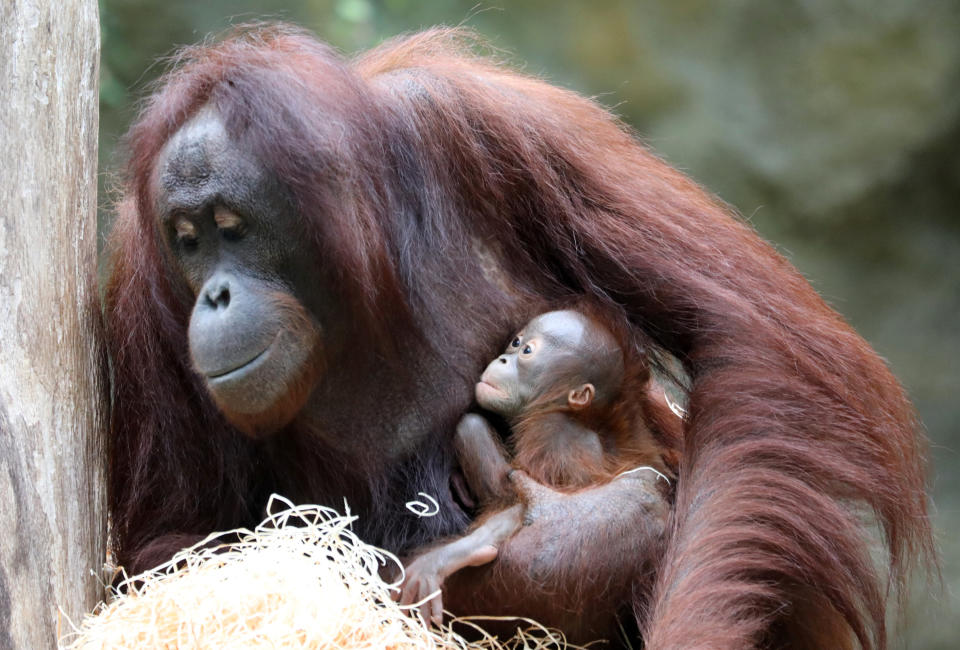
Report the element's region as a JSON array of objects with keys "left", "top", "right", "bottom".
[{"left": 106, "top": 25, "right": 933, "bottom": 648}]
